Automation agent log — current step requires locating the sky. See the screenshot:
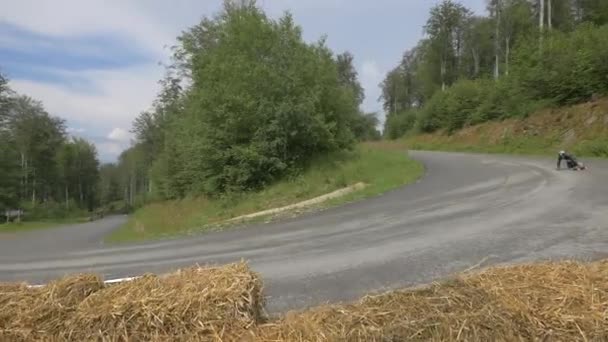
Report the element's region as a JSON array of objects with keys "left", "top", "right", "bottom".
[{"left": 0, "top": 0, "right": 486, "bottom": 162}]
